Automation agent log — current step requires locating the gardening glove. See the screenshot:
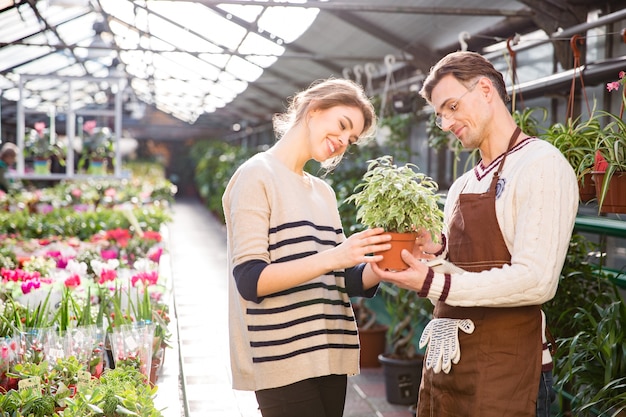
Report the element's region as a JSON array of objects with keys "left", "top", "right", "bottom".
[{"left": 419, "top": 318, "right": 475, "bottom": 374}]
